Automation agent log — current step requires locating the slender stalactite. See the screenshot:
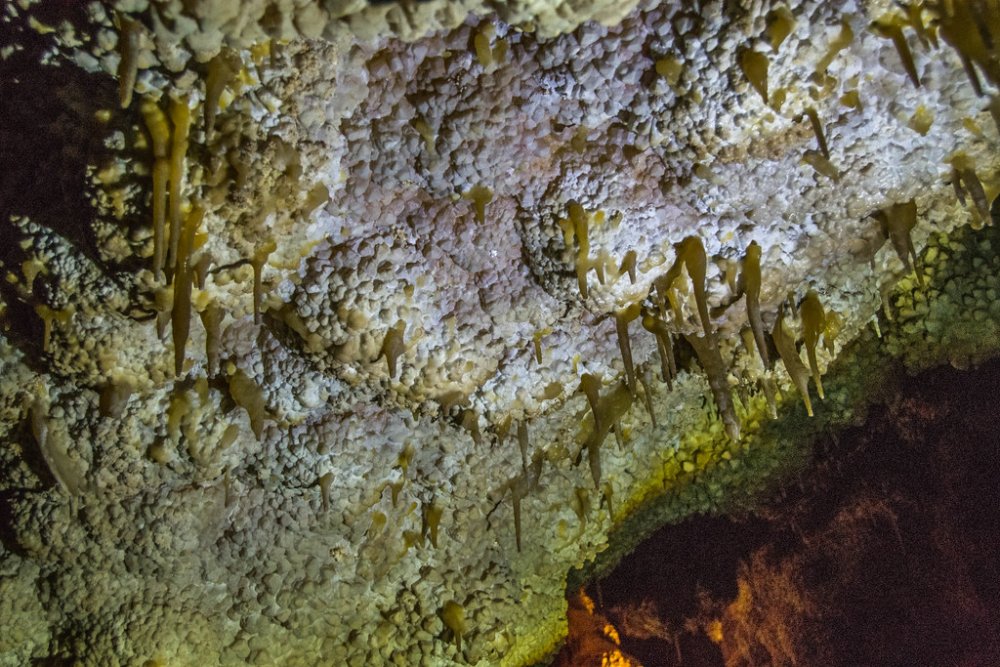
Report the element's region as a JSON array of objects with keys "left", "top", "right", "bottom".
[
  {"left": 741, "top": 327, "right": 778, "bottom": 418},
  {"left": 684, "top": 332, "right": 741, "bottom": 442},
  {"left": 252, "top": 261, "right": 264, "bottom": 325},
  {"left": 772, "top": 307, "right": 814, "bottom": 417},
  {"left": 741, "top": 241, "right": 770, "bottom": 368},
  {"left": 567, "top": 200, "right": 591, "bottom": 298},
  {"left": 116, "top": 14, "right": 142, "bottom": 109},
  {"left": 464, "top": 184, "right": 493, "bottom": 224},
  {"left": 199, "top": 301, "right": 224, "bottom": 376},
  {"left": 638, "top": 368, "right": 657, "bottom": 427},
  {"left": 171, "top": 206, "right": 203, "bottom": 376},
  {"left": 803, "top": 150, "right": 840, "bottom": 180},
  {"left": 683, "top": 237, "right": 712, "bottom": 340},
  {"left": 619, "top": 249, "right": 637, "bottom": 284},
  {"left": 804, "top": 107, "right": 829, "bottom": 158},
  {"left": 509, "top": 456, "right": 542, "bottom": 552},
  {"left": 800, "top": 290, "right": 827, "bottom": 400},
  {"left": 141, "top": 99, "right": 171, "bottom": 281},
  {"left": 614, "top": 304, "right": 641, "bottom": 395},
  {"left": 204, "top": 51, "right": 238, "bottom": 141},
  {"left": 877, "top": 199, "right": 923, "bottom": 285},
  {"left": 167, "top": 97, "right": 193, "bottom": 277},
  {"left": 642, "top": 313, "right": 676, "bottom": 388},
  {"left": 580, "top": 379, "right": 633, "bottom": 488},
  {"left": 872, "top": 18, "right": 921, "bottom": 88},
  {"left": 660, "top": 236, "right": 713, "bottom": 340},
  {"left": 517, "top": 421, "right": 529, "bottom": 472}
]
